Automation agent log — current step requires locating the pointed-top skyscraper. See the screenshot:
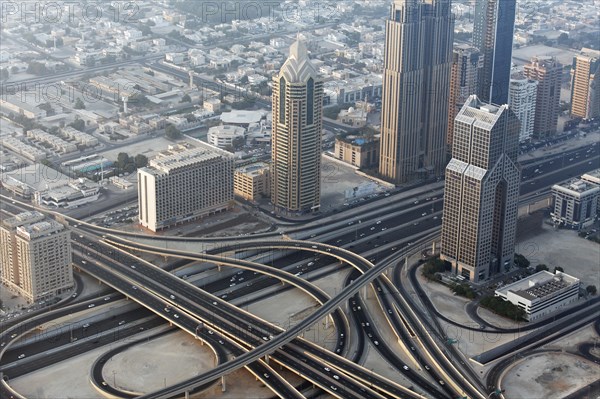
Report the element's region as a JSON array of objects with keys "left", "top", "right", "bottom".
[
  {"left": 271, "top": 39, "right": 323, "bottom": 214},
  {"left": 473, "top": 0, "right": 517, "bottom": 105},
  {"left": 379, "top": 0, "right": 454, "bottom": 184}
]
